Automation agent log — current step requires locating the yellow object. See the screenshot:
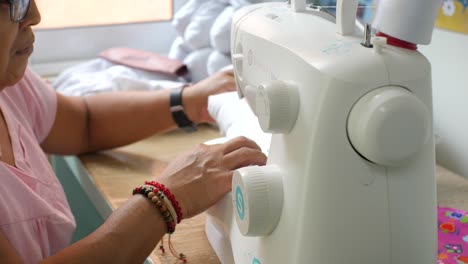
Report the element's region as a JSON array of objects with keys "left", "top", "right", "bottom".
[{"left": 436, "top": 1, "right": 468, "bottom": 34}]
